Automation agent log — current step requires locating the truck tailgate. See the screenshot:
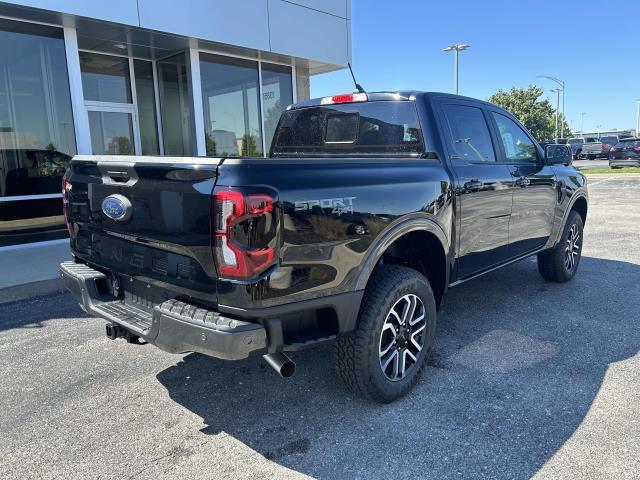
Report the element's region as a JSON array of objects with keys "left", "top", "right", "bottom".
[{"left": 66, "top": 155, "right": 222, "bottom": 302}]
